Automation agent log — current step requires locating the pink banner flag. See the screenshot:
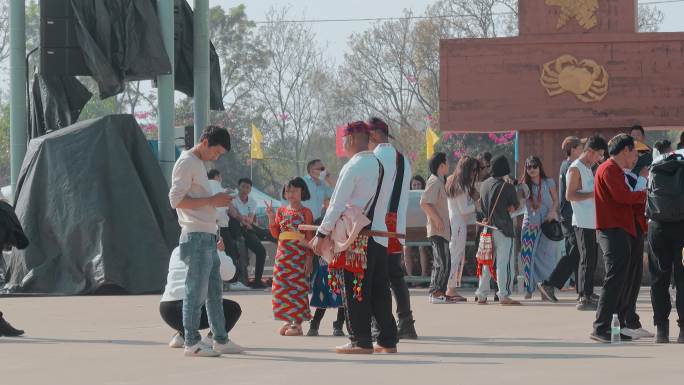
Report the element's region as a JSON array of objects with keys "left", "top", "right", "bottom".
[{"left": 335, "top": 125, "right": 346, "bottom": 158}]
